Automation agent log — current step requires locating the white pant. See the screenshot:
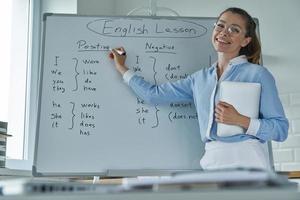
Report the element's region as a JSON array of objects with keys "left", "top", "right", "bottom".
[{"left": 200, "top": 139, "right": 270, "bottom": 170}]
